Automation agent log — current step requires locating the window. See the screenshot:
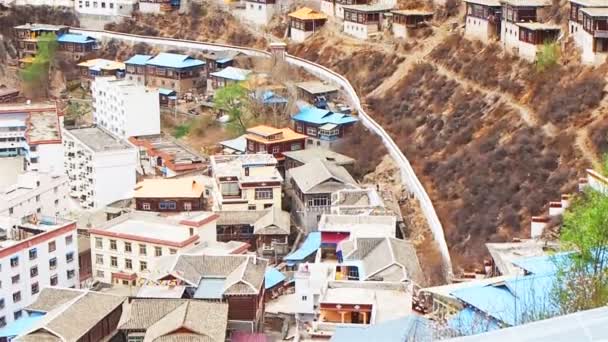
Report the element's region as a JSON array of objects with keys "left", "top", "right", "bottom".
[
  {"left": 291, "top": 143, "right": 302, "bottom": 151},
  {"left": 248, "top": 204, "right": 256, "bottom": 210},
  {"left": 307, "top": 196, "right": 329, "bottom": 207},
  {"left": 140, "top": 261, "right": 147, "bottom": 271},
  {"left": 128, "top": 334, "right": 145, "bottom": 342},
  {"left": 255, "top": 188, "right": 273, "bottom": 200},
  {"left": 65, "top": 235, "right": 73, "bottom": 245},
  {"left": 155, "top": 247, "right": 162, "bottom": 257},
  {"left": 142, "top": 203, "right": 151, "bottom": 210},
  {"left": 12, "top": 292, "right": 21, "bottom": 303},
  {"left": 95, "top": 237, "right": 103, "bottom": 248},
  {"left": 111, "top": 256, "right": 118, "bottom": 267},
  {"left": 110, "top": 239, "right": 117, "bottom": 250},
  {"left": 125, "top": 259, "right": 132, "bottom": 270},
  {"left": 272, "top": 145, "right": 280, "bottom": 153},
  {"left": 183, "top": 202, "right": 192, "bottom": 211},
  {"left": 10, "top": 256, "right": 18, "bottom": 267},
  {"left": 307, "top": 127, "right": 317, "bottom": 136},
  {"left": 109, "top": 2, "right": 113, "bottom": 8},
  {"left": 49, "top": 257, "right": 57, "bottom": 270},
  {"left": 48, "top": 241, "right": 56, "bottom": 252},
  {"left": 11, "top": 275, "right": 19, "bottom": 284},
  {"left": 31, "top": 282, "right": 39, "bottom": 295},
  {"left": 0, "top": 299, "right": 4, "bottom": 309},
  {"left": 220, "top": 183, "right": 240, "bottom": 197},
  {"left": 302, "top": 295, "right": 307, "bottom": 301},
  {"left": 67, "top": 270, "right": 75, "bottom": 279},
  {"left": 125, "top": 242, "right": 132, "bottom": 253},
  {"left": 96, "top": 270, "right": 104, "bottom": 278},
  {"left": 189, "top": 228, "right": 194, "bottom": 236},
  {"left": 159, "top": 201, "right": 177, "bottom": 210},
  {"left": 139, "top": 244, "right": 147, "bottom": 255},
  {"left": 14, "top": 310, "right": 22, "bottom": 320},
  {"left": 101, "top": 1, "right": 105, "bottom": 7},
  {"left": 29, "top": 248, "right": 37, "bottom": 260},
  {"left": 0, "top": 316, "right": 5, "bottom": 328},
  {"left": 66, "top": 252, "right": 74, "bottom": 263},
  {"left": 96, "top": 254, "right": 104, "bottom": 265},
  {"left": 170, "top": 249, "right": 177, "bottom": 255},
  {"left": 50, "top": 275, "right": 58, "bottom": 286}
]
